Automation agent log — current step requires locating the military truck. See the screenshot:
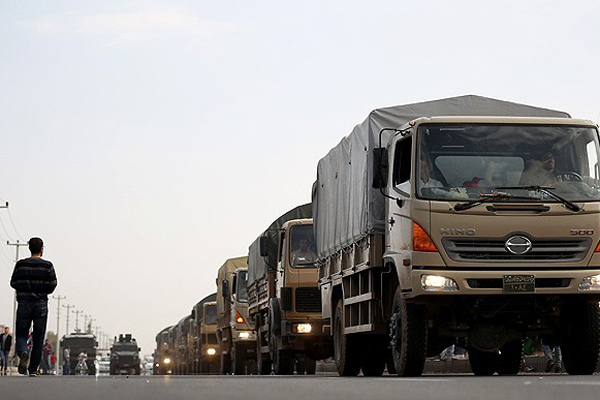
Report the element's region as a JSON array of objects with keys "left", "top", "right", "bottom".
[
  {"left": 191, "top": 293, "right": 220, "bottom": 373},
  {"left": 248, "top": 204, "right": 332, "bottom": 375},
  {"left": 110, "top": 334, "right": 141, "bottom": 375},
  {"left": 216, "top": 256, "right": 256, "bottom": 374},
  {"left": 60, "top": 333, "right": 98, "bottom": 375},
  {"left": 174, "top": 315, "right": 192, "bottom": 374},
  {"left": 313, "top": 95, "right": 600, "bottom": 376},
  {"left": 154, "top": 326, "right": 174, "bottom": 375}
]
